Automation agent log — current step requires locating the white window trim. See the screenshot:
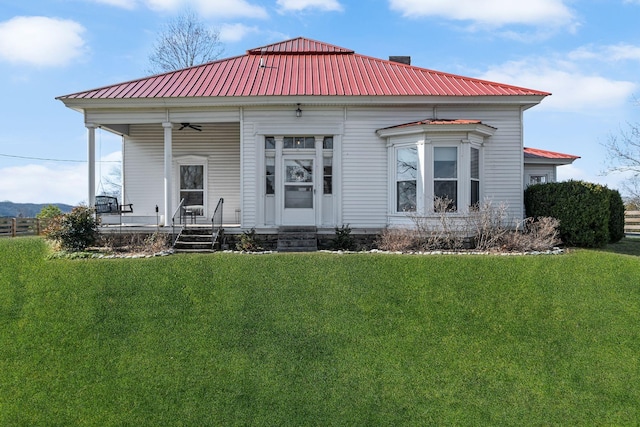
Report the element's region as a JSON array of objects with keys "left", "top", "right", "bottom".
[
  {"left": 384, "top": 132, "right": 488, "bottom": 223},
  {"left": 389, "top": 142, "right": 424, "bottom": 215}
]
